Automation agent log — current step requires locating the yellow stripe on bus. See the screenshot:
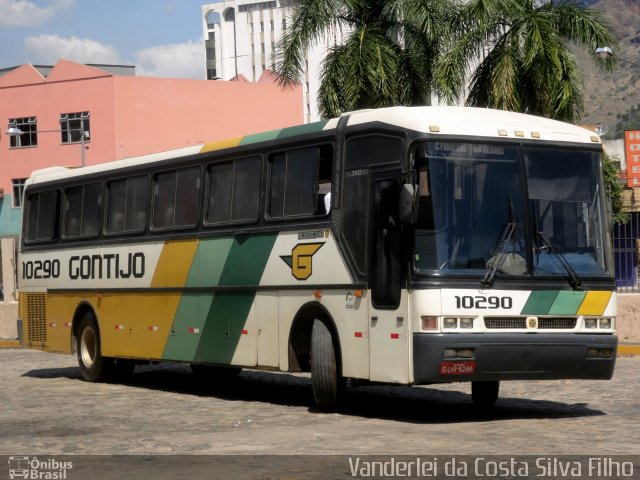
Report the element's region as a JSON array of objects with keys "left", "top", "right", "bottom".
[
  {"left": 199, "top": 137, "right": 243, "bottom": 153},
  {"left": 151, "top": 239, "right": 199, "bottom": 288},
  {"left": 577, "top": 291, "right": 612, "bottom": 316}
]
